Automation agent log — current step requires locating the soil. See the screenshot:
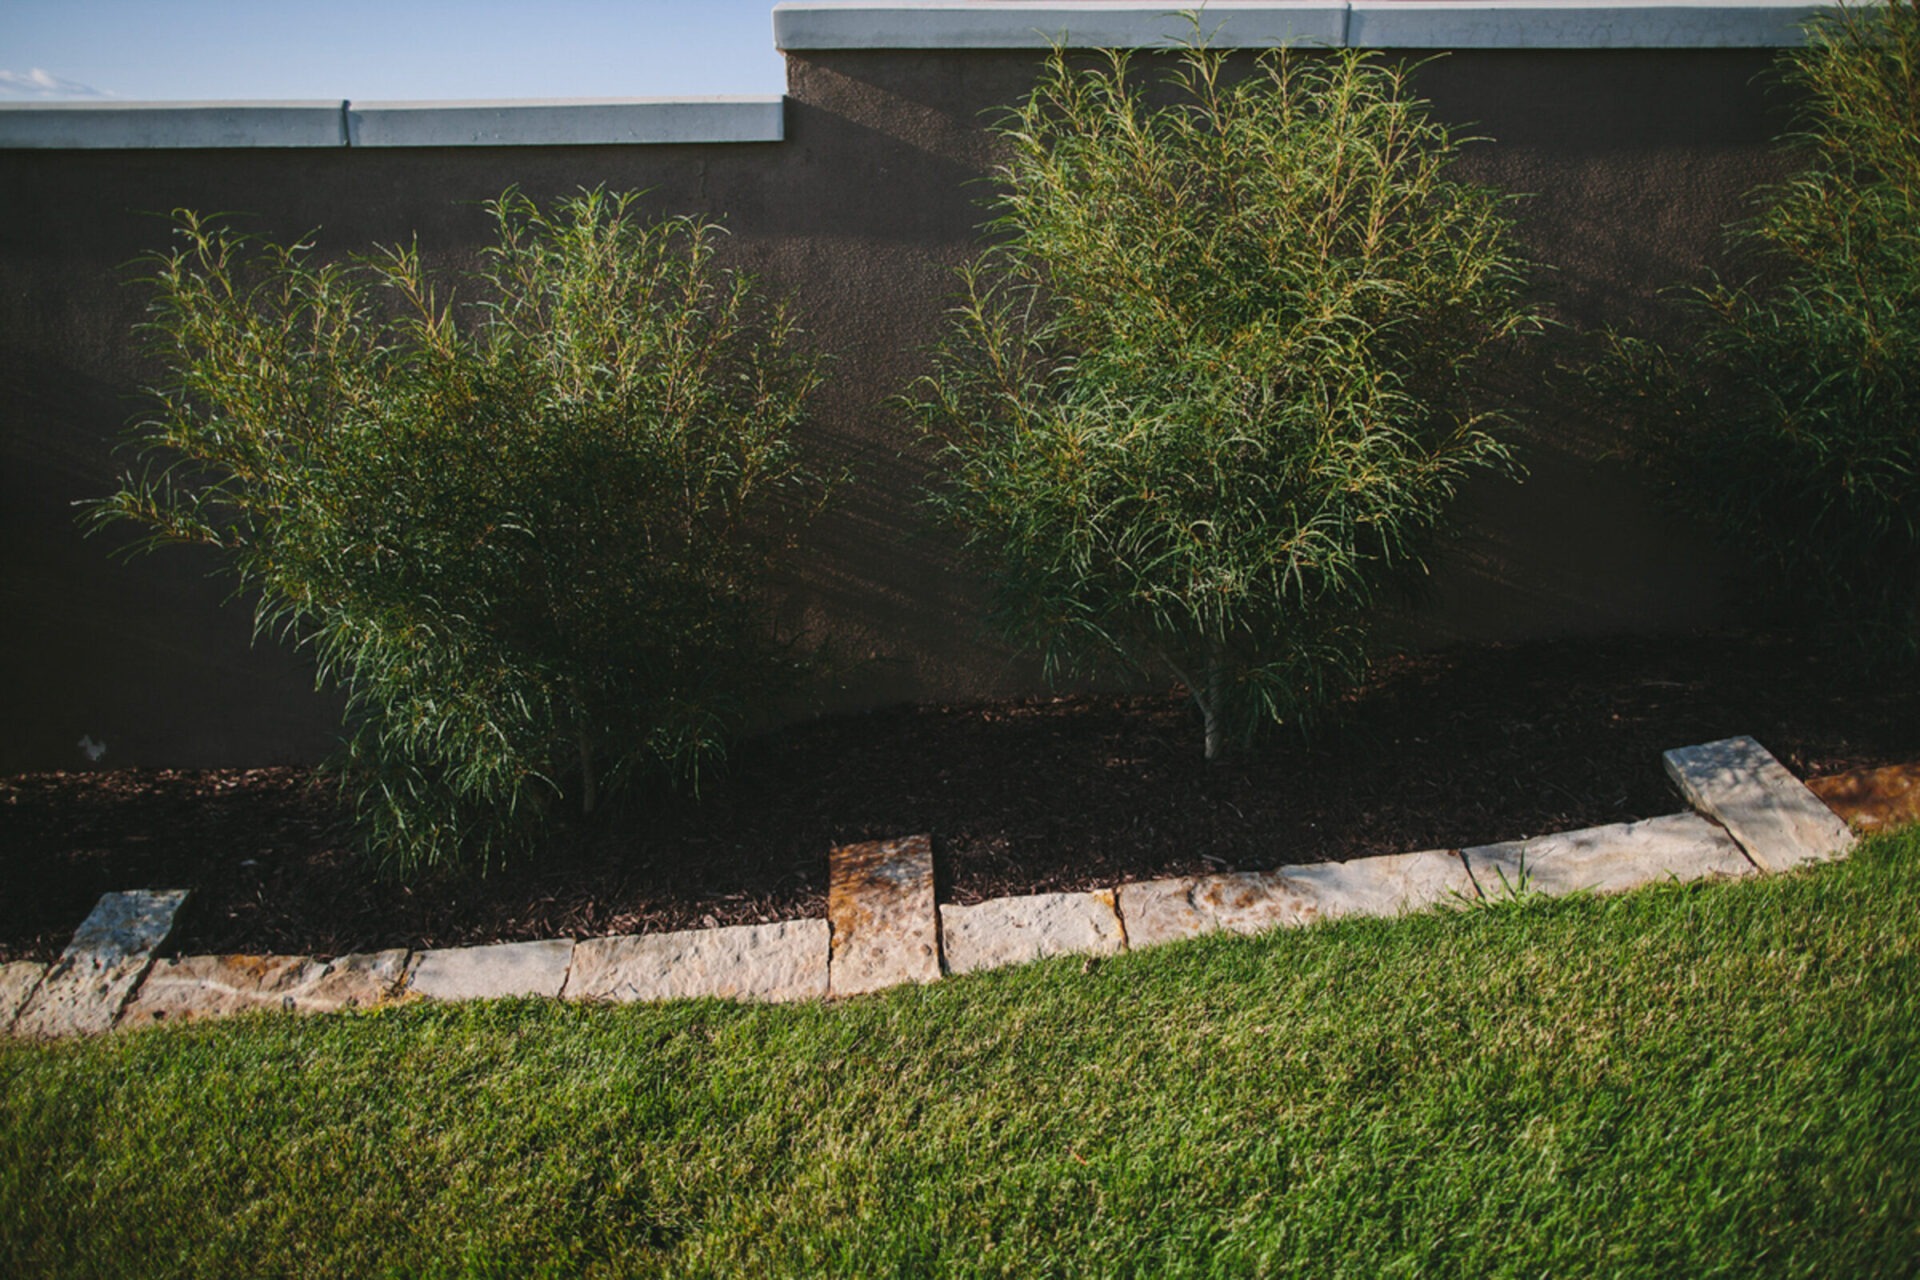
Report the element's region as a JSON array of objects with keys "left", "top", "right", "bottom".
[{"left": 4, "top": 628, "right": 1915, "bottom": 966}]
